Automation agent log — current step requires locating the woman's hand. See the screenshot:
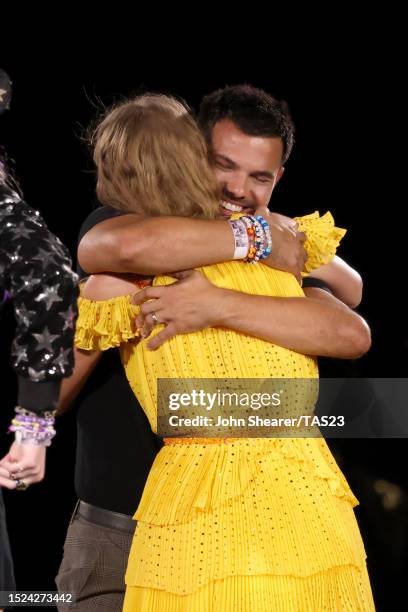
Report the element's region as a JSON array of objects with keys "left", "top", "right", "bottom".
[{"left": 0, "top": 441, "right": 46, "bottom": 490}]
